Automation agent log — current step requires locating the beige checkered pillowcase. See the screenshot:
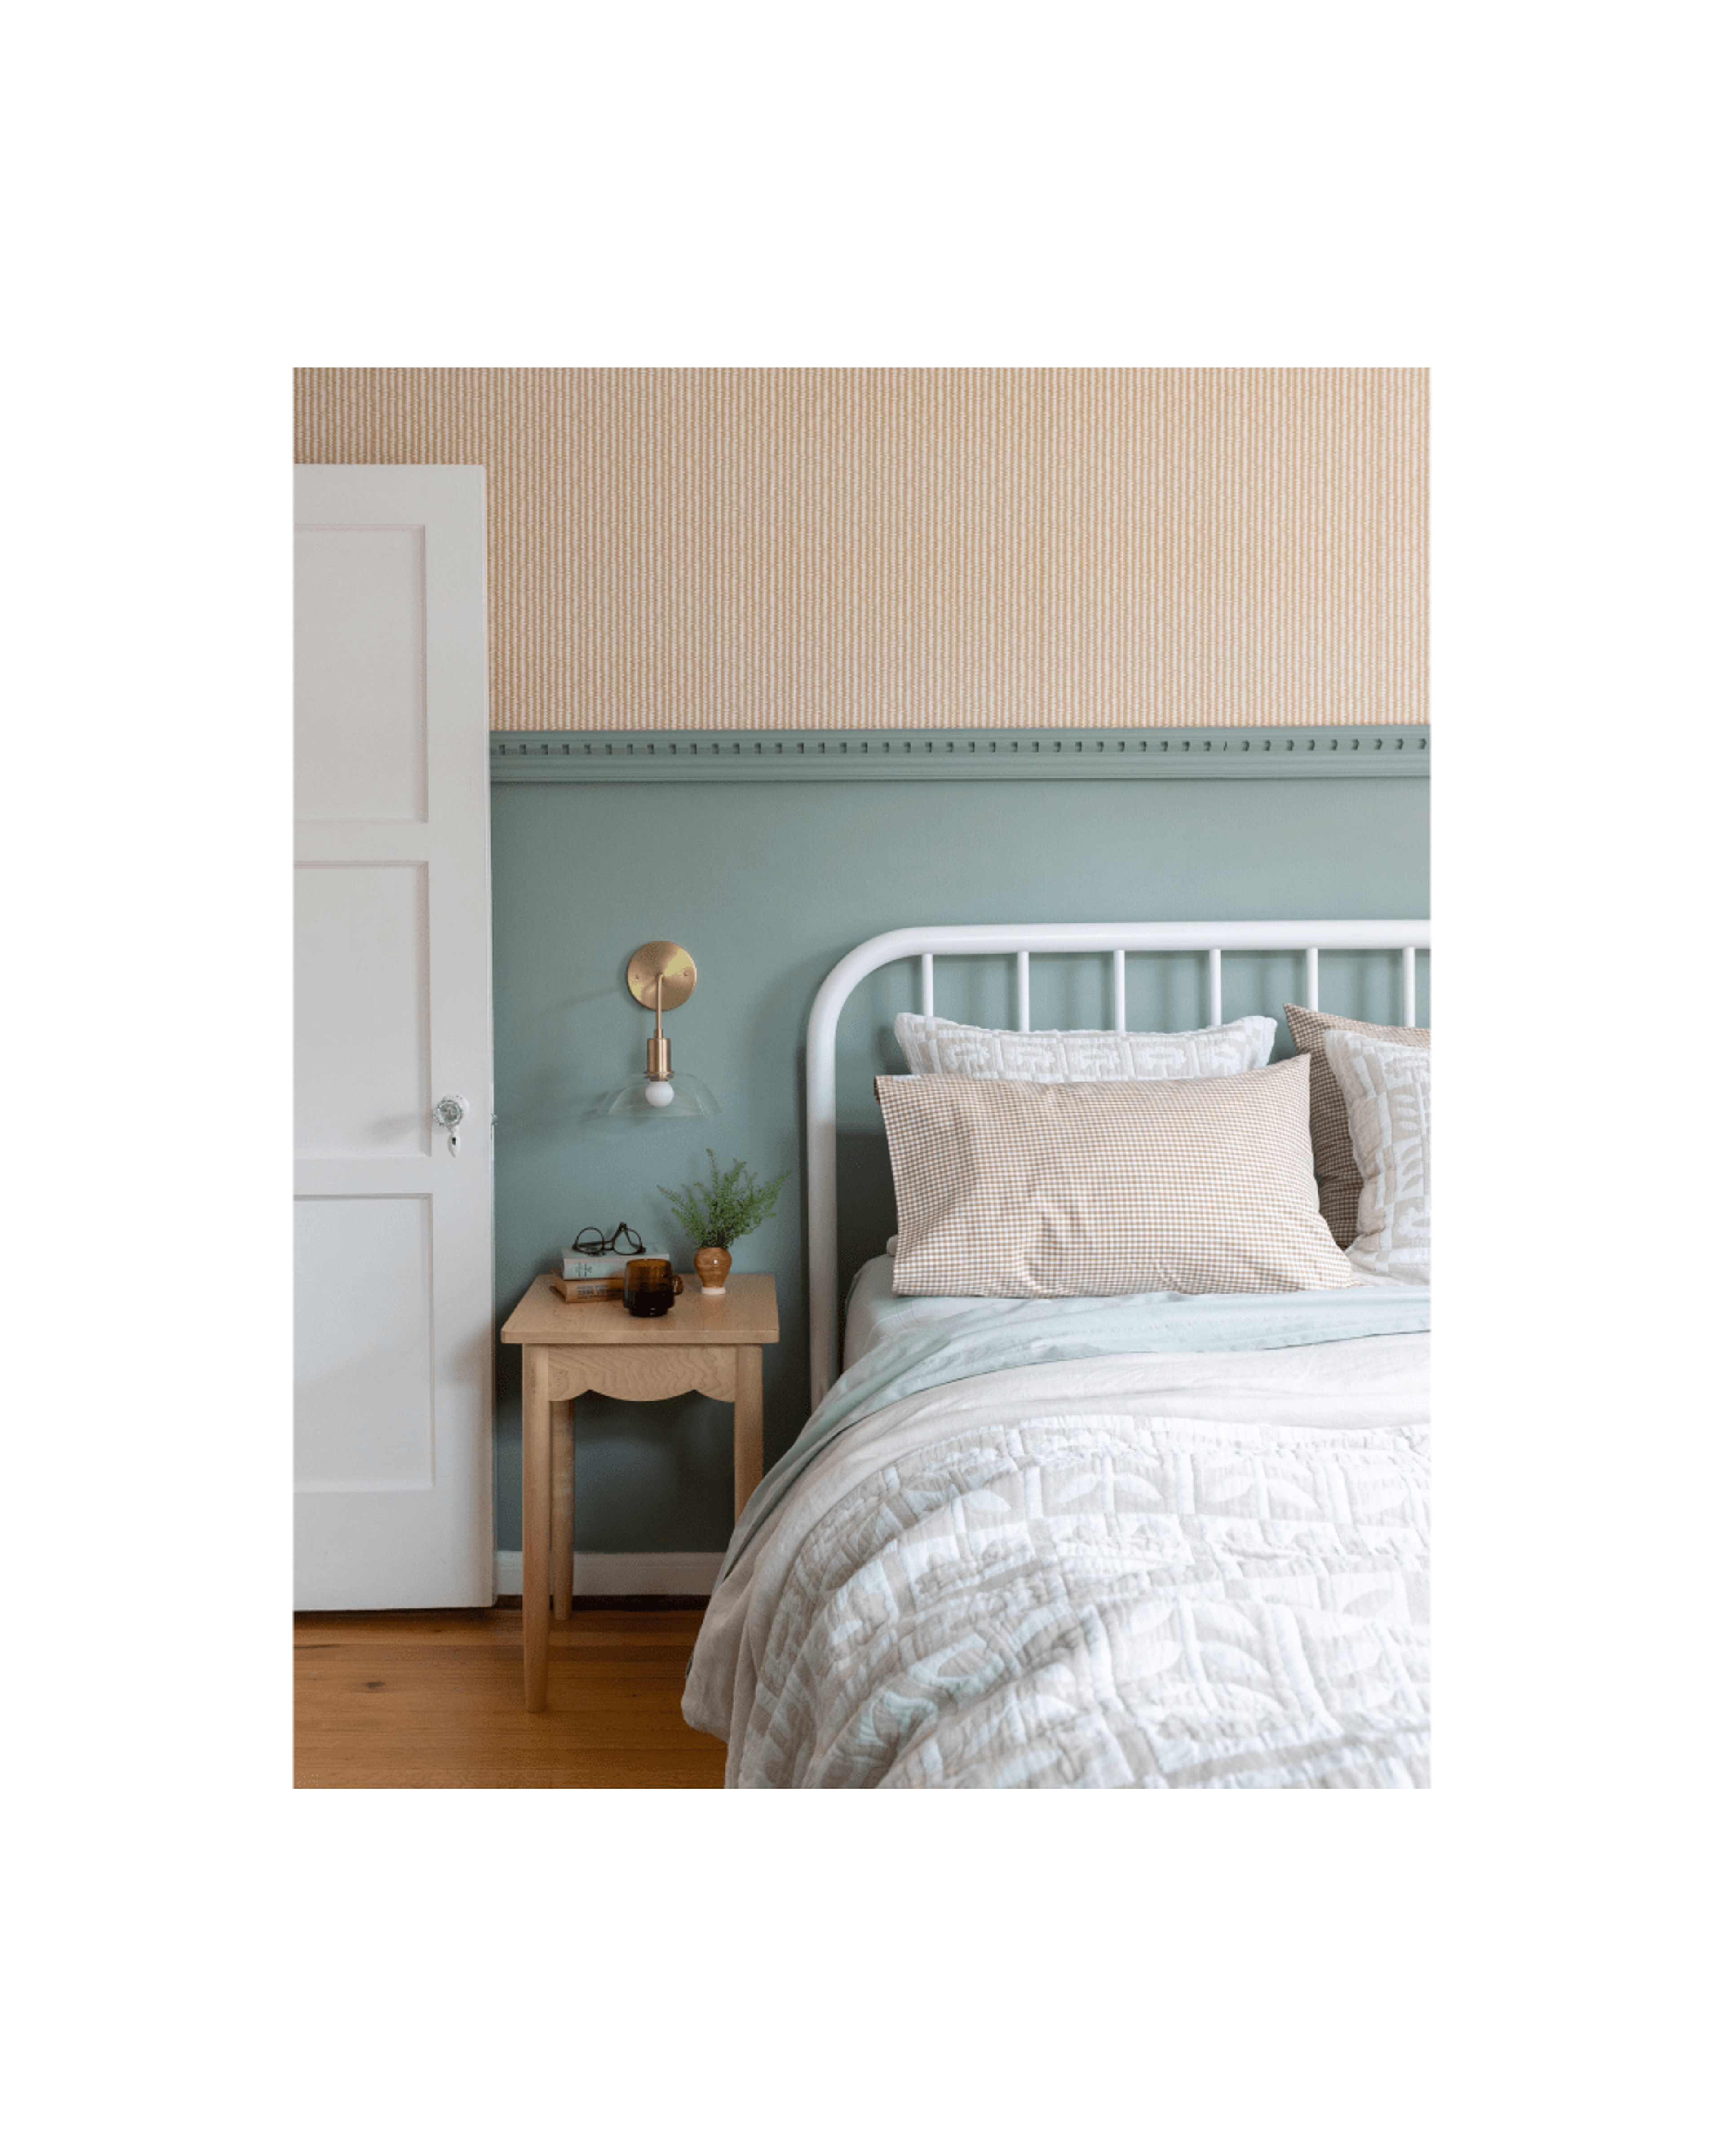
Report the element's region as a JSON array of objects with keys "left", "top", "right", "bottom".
[
  {"left": 1284, "top": 1004, "right": 1430, "bottom": 1250},
  {"left": 876, "top": 1059, "right": 1354, "bottom": 1298}
]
